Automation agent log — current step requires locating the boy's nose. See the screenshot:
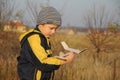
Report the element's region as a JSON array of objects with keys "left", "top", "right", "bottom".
[{"left": 51, "top": 29, "right": 56, "bottom": 34}]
